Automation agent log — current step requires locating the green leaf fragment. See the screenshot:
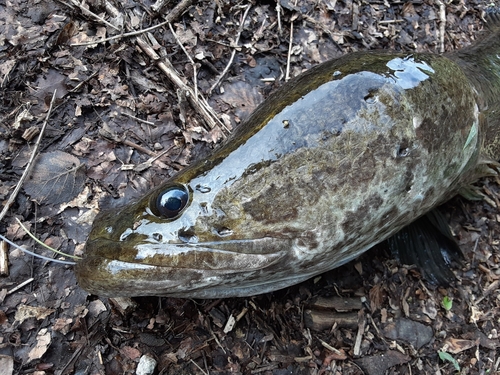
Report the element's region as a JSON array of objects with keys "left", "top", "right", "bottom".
[
  {"left": 442, "top": 296, "right": 453, "bottom": 311},
  {"left": 438, "top": 351, "right": 460, "bottom": 371}
]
